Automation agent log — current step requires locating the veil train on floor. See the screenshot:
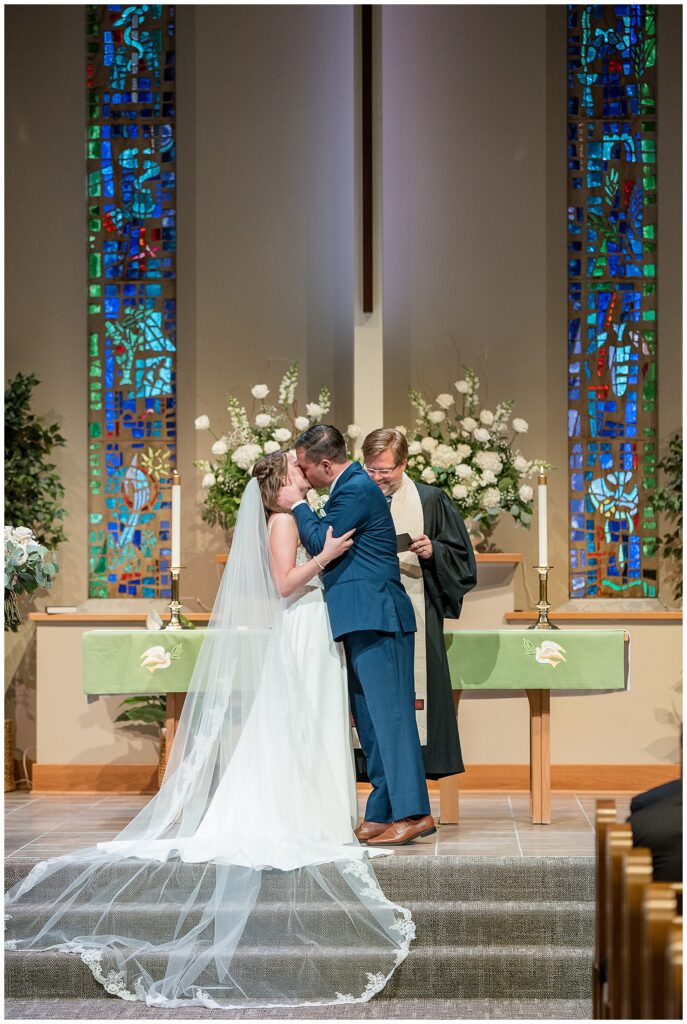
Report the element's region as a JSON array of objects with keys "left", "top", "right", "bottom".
[{"left": 5, "top": 479, "right": 415, "bottom": 1009}]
